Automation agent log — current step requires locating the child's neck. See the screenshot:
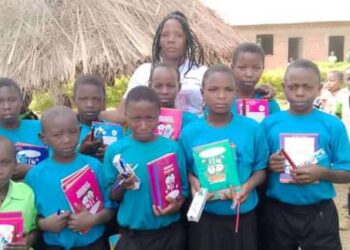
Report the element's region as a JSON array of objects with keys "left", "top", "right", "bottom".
[
  {"left": 54, "top": 152, "right": 76, "bottom": 163},
  {"left": 1, "top": 118, "right": 20, "bottom": 130},
  {"left": 206, "top": 112, "right": 232, "bottom": 127},
  {"left": 237, "top": 85, "right": 255, "bottom": 99},
  {"left": 78, "top": 114, "right": 96, "bottom": 126},
  {"left": 162, "top": 57, "right": 185, "bottom": 68}
]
